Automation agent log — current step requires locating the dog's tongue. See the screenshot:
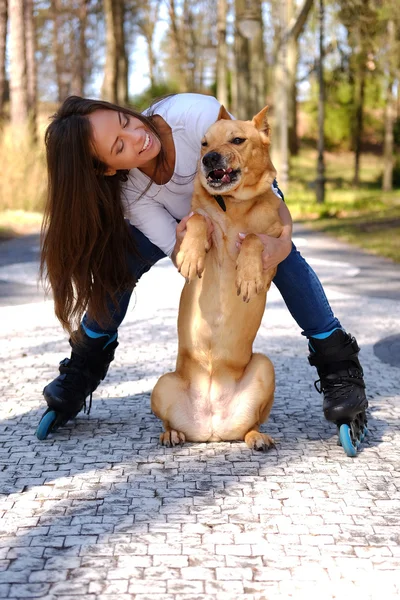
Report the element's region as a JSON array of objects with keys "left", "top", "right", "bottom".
[{"left": 221, "top": 174, "right": 231, "bottom": 183}]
